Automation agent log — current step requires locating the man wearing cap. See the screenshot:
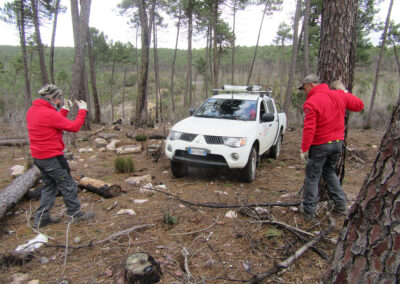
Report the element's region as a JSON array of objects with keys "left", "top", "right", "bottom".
[
  {"left": 26, "top": 84, "right": 94, "bottom": 228},
  {"left": 298, "top": 74, "right": 364, "bottom": 220}
]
